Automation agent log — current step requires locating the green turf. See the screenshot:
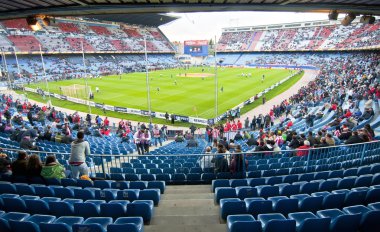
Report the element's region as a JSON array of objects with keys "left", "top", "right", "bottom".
[
  {"left": 26, "top": 67, "right": 293, "bottom": 119},
  {"left": 20, "top": 71, "right": 304, "bottom": 127}
]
